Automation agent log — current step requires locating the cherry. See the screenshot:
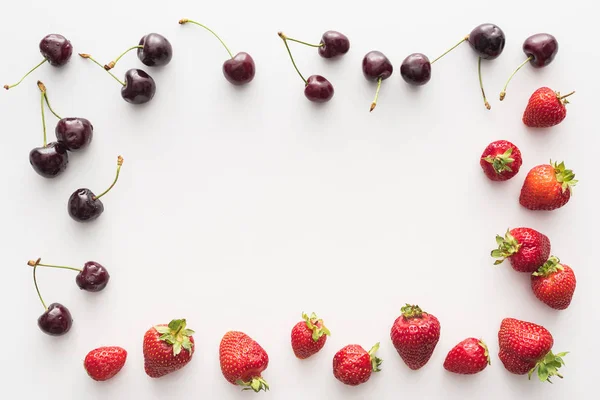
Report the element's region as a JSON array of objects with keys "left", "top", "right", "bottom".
[
  {"left": 104, "top": 33, "right": 172, "bottom": 71},
  {"left": 180, "top": 19, "right": 256, "bottom": 85},
  {"left": 278, "top": 32, "right": 334, "bottom": 103},
  {"left": 28, "top": 258, "right": 110, "bottom": 292},
  {"left": 30, "top": 82, "right": 68, "bottom": 178},
  {"left": 68, "top": 156, "right": 123, "bottom": 222},
  {"left": 31, "top": 261, "right": 73, "bottom": 336},
  {"left": 400, "top": 53, "right": 431, "bottom": 86},
  {"left": 4, "top": 34, "right": 73, "bottom": 90},
  {"left": 79, "top": 54, "right": 156, "bottom": 104},
  {"left": 362, "top": 51, "right": 393, "bottom": 111},
  {"left": 500, "top": 33, "right": 558, "bottom": 101},
  {"left": 468, "top": 24, "right": 506, "bottom": 60},
  {"left": 280, "top": 30, "right": 350, "bottom": 59}
]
